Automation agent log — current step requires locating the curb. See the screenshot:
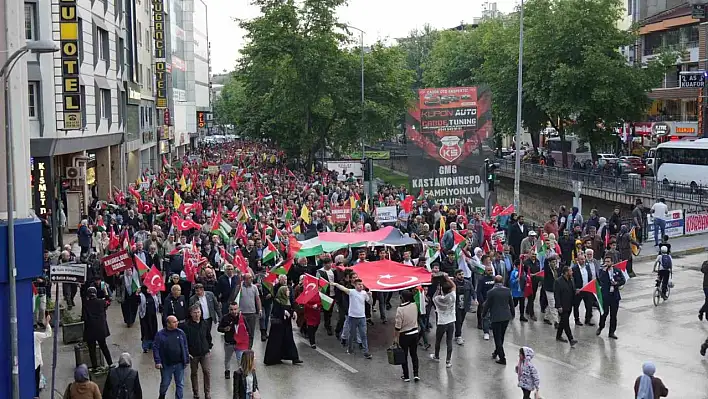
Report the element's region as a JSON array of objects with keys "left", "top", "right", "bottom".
[{"left": 635, "top": 246, "right": 707, "bottom": 262}]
